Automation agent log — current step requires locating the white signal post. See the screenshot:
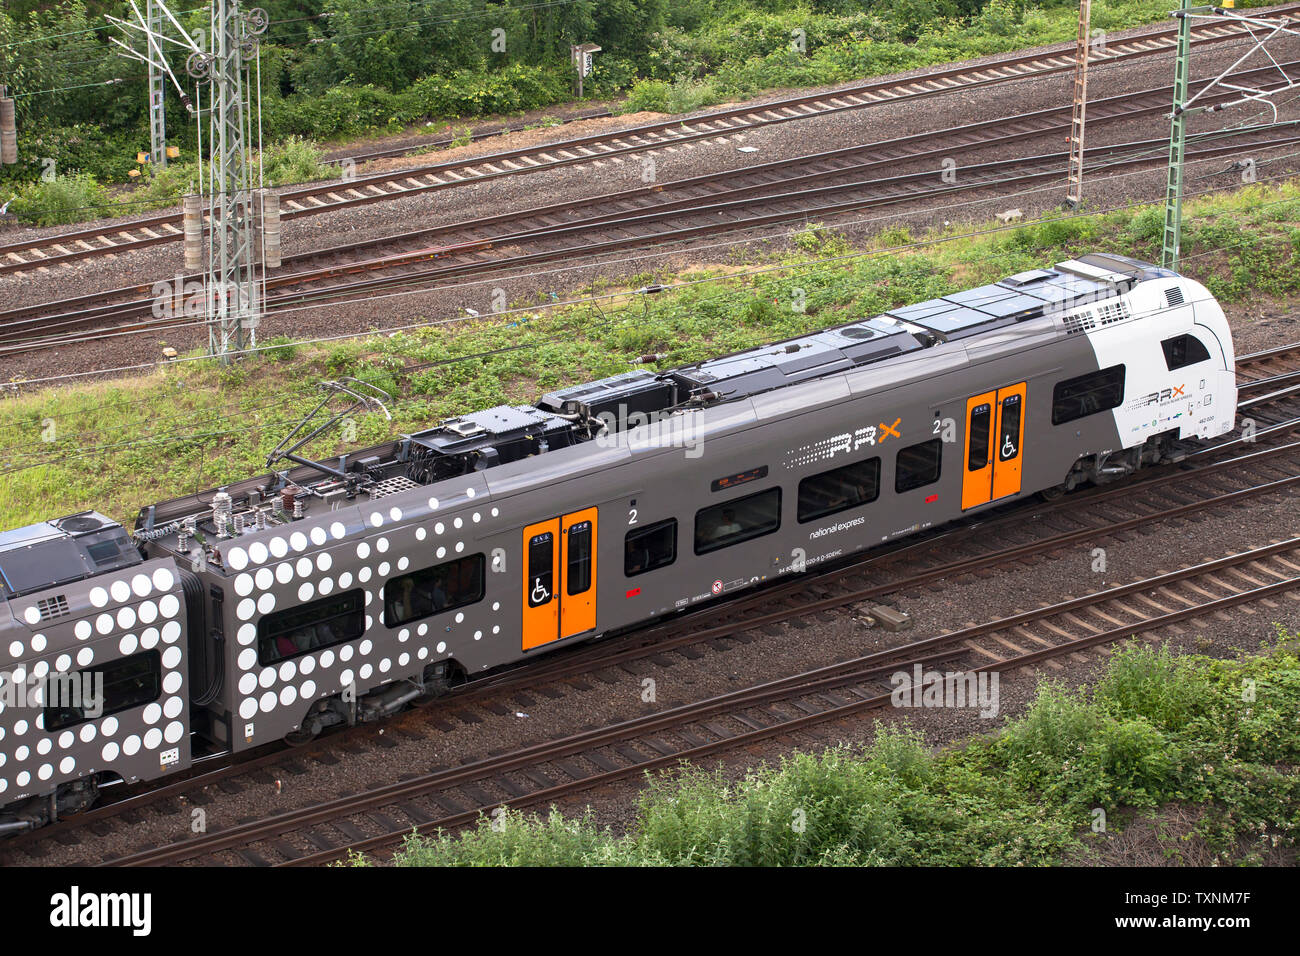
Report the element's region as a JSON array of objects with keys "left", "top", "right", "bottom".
[{"left": 571, "top": 43, "right": 601, "bottom": 99}]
